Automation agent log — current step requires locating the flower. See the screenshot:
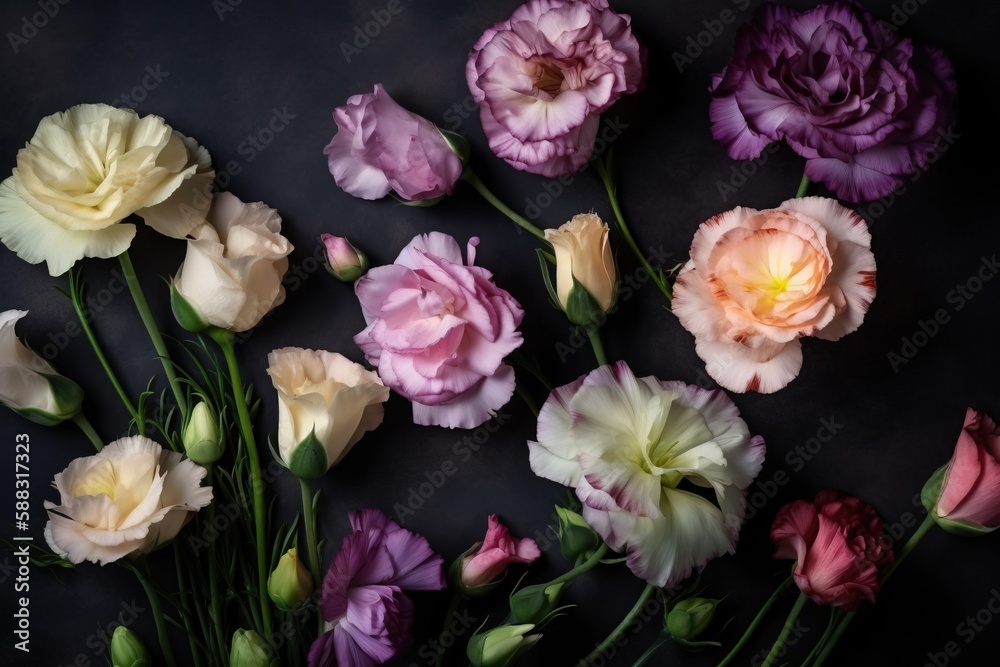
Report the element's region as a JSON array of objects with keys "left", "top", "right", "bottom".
[
  {"left": 171, "top": 192, "right": 293, "bottom": 333},
  {"left": 354, "top": 232, "right": 524, "bottom": 429},
  {"left": 923, "top": 407, "right": 1000, "bottom": 535},
  {"left": 460, "top": 515, "right": 541, "bottom": 589},
  {"left": 110, "top": 626, "right": 150, "bottom": 667},
  {"left": 268, "top": 548, "right": 314, "bottom": 610},
  {"left": 666, "top": 597, "right": 721, "bottom": 643},
  {"left": 671, "top": 197, "right": 876, "bottom": 394},
  {"left": 182, "top": 400, "right": 224, "bottom": 465},
  {"left": 467, "top": 624, "right": 542, "bottom": 667},
  {"left": 0, "top": 103, "right": 213, "bottom": 276},
  {"left": 709, "top": 2, "right": 956, "bottom": 202},
  {"left": 322, "top": 234, "right": 369, "bottom": 282},
  {"left": 308, "top": 509, "right": 445, "bottom": 667},
  {"left": 323, "top": 84, "right": 463, "bottom": 202},
  {"left": 466, "top": 0, "right": 645, "bottom": 177},
  {"left": 771, "top": 490, "right": 893, "bottom": 611},
  {"left": 528, "top": 362, "right": 765, "bottom": 587},
  {"left": 230, "top": 630, "right": 274, "bottom": 667},
  {"left": 545, "top": 214, "right": 616, "bottom": 323},
  {"left": 44, "top": 436, "right": 212, "bottom": 565},
  {"left": 0, "top": 310, "right": 84, "bottom": 426},
  {"left": 267, "top": 348, "right": 389, "bottom": 480}
]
